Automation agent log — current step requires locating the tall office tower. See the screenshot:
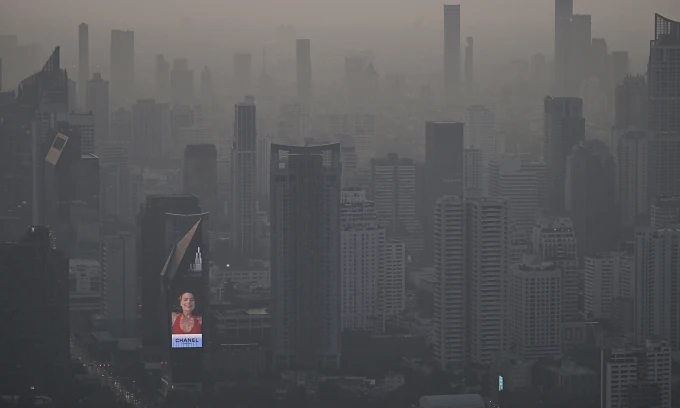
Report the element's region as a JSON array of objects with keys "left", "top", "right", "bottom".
[
  {"left": 231, "top": 96, "right": 257, "bottom": 256},
  {"left": 565, "top": 140, "right": 618, "bottom": 257},
  {"left": 443, "top": 5, "right": 461, "bottom": 106},
  {"left": 155, "top": 54, "right": 170, "bottom": 103},
  {"left": 635, "top": 226, "right": 680, "bottom": 349},
  {"left": 380, "top": 239, "right": 406, "bottom": 319},
  {"left": 612, "top": 75, "right": 648, "bottom": 154},
  {"left": 610, "top": 51, "right": 630, "bottom": 88},
  {"left": 0, "top": 227, "right": 69, "bottom": 401},
  {"left": 464, "top": 37, "right": 474, "bottom": 97},
  {"left": 554, "top": 0, "right": 573, "bottom": 94},
  {"left": 296, "top": 39, "right": 312, "bottom": 110},
  {"left": 509, "top": 259, "right": 562, "bottom": 361},
  {"left": 464, "top": 148, "right": 483, "bottom": 196},
  {"left": 67, "top": 78, "right": 77, "bottom": 112},
  {"left": 344, "top": 55, "right": 367, "bottom": 111},
  {"left": 67, "top": 112, "right": 96, "bottom": 154},
  {"left": 584, "top": 251, "right": 633, "bottom": 320},
  {"left": 170, "top": 58, "right": 195, "bottom": 107},
  {"left": 111, "top": 107, "right": 132, "bottom": 142},
  {"left": 138, "top": 195, "right": 203, "bottom": 348},
  {"left": 543, "top": 96, "right": 585, "bottom": 214},
  {"left": 424, "top": 121, "right": 464, "bottom": 257},
  {"left": 278, "top": 103, "right": 307, "bottom": 145},
  {"left": 647, "top": 15, "right": 680, "bottom": 200},
  {"left": 110, "top": 29, "right": 134, "bottom": 109},
  {"left": 467, "top": 198, "right": 509, "bottom": 365},
  {"left": 270, "top": 143, "right": 342, "bottom": 369},
  {"left": 602, "top": 339, "right": 671, "bottom": 408},
  {"left": 87, "top": 73, "right": 110, "bottom": 144},
  {"left": 78, "top": 23, "right": 89, "bottom": 111},
  {"left": 233, "top": 53, "right": 252, "bottom": 99},
  {"left": 433, "top": 196, "right": 467, "bottom": 369},
  {"left": 570, "top": 14, "right": 592, "bottom": 93},
  {"left": 489, "top": 155, "right": 547, "bottom": 239},
  {"left": 464, "top": 106, "right": 500, "bottom": 179},
  {"left": 131, "top": 99, "right": 170, "bottom": 165},
  {"left": 432, "top": 196, "right": 509, "bottom": 367},
  {"left": 256, "top": 135, "right": 272, "bottom": 197},
  {"left": 650, "top": 196, "right": 680, "bottom": 229},
  {"left": 532, "top": 216, "right": 580, "bottom": 321},
  {"left": 370, "top": 154, "right": 423, "bottom": 255},
  {"left": 617, "top": 130, "right": 649, "bottom": 228},
  {"left": 101, "top": 231, "right": 136, "bottom": 337},
  {"left": 340, "top": 189, "right": 385, "bottom": 331},
  {"left": 184, "top": 144, "right": 217, "bottom": 225}
]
